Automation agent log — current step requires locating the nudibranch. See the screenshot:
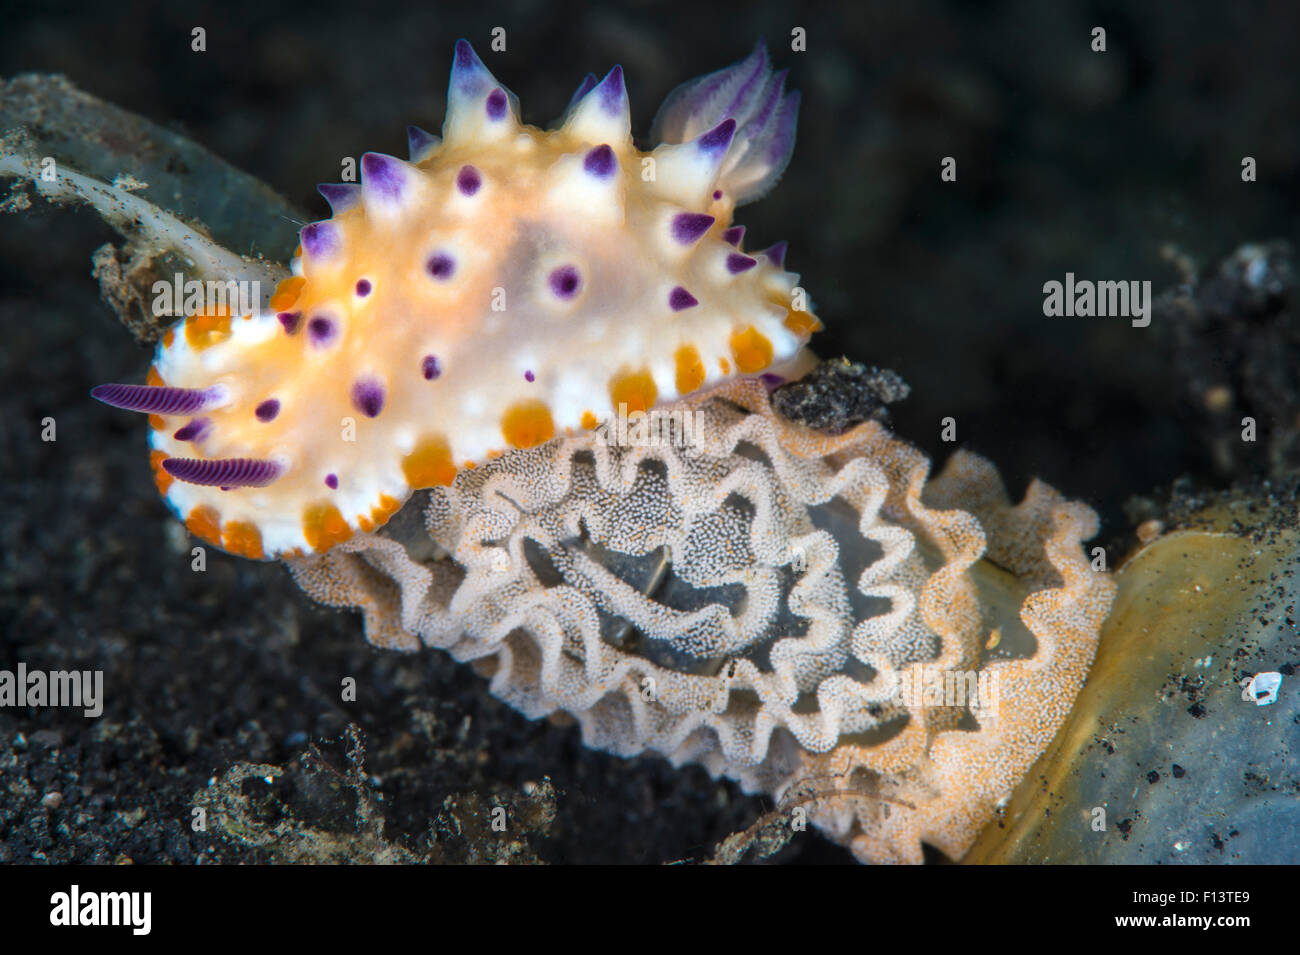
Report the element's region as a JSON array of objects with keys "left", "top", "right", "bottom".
[{"left": 93, "top": 40, "right": 817, "bottom": 559}]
